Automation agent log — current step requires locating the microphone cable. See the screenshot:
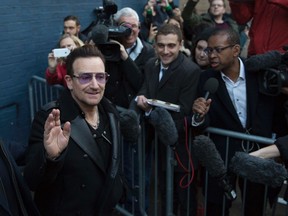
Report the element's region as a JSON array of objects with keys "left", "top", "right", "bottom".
[{"left": 174, "top": 117, "right": 195, "bottom": 189}]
